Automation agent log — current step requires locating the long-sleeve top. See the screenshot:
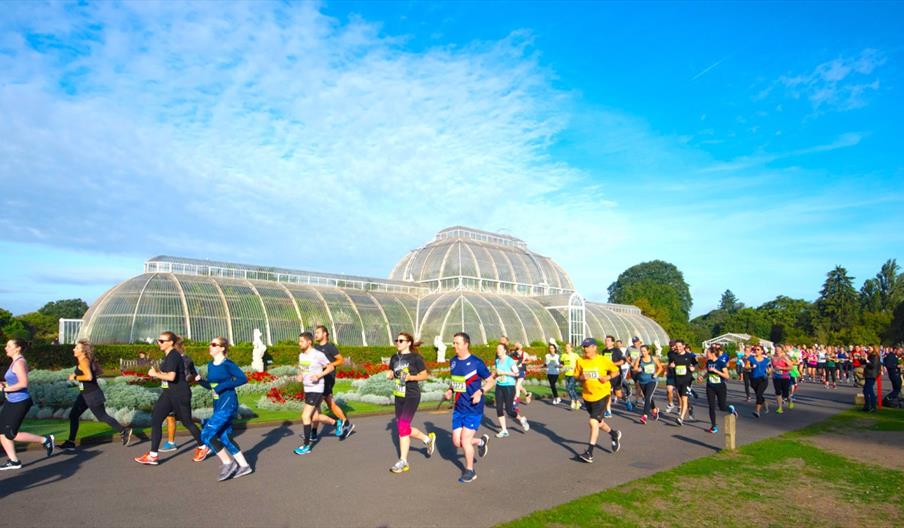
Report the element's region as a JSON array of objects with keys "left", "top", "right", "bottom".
[
  {"left": 863, "top": 354, "right": 881, "bottom": 379},
  {"left": 199, "top": 359, "right": 247, "bottom": 395}
]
